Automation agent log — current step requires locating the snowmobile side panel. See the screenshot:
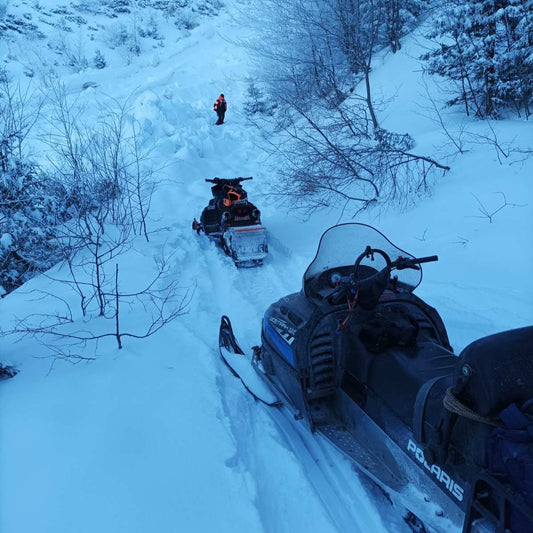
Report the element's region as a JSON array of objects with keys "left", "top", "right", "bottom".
[
  {"left": 263, "top": 319, "right": 296, "bottom": 366},
  {"left": 327, "top": 389, "right": 466, "bottom": 531},
  {"left": 260, "top": 334, "right": 308, "bottom": 418}
]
